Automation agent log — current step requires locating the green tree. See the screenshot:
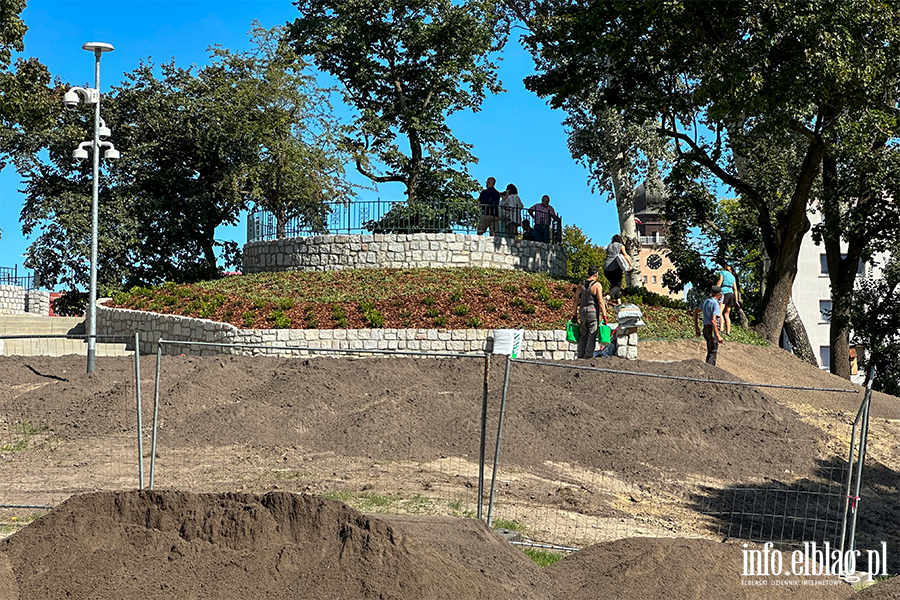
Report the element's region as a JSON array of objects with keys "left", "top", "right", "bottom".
[
  {"left": 520, "top": 0, "right": 900, "bottom": 345},
  {"left": 559, "top": 100, "right": 669, "bottom": 289},
  {"left": 850, "top": 247, "right": 900, "bottom": 396},
  {"left": 0, "top": 0, "right": 26, "bottom": 68},
  {"left": 212, "top": 23, "right": 355, "bottom": 239},
  {"left": 561, "top": 224, "right": 608, "bottom": 286},
  {"left": 816, "top": 114, "right": 900, "bottom": 379},
  {"left": 288, "top": 0, "right": 507, "bottom": 205}
]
